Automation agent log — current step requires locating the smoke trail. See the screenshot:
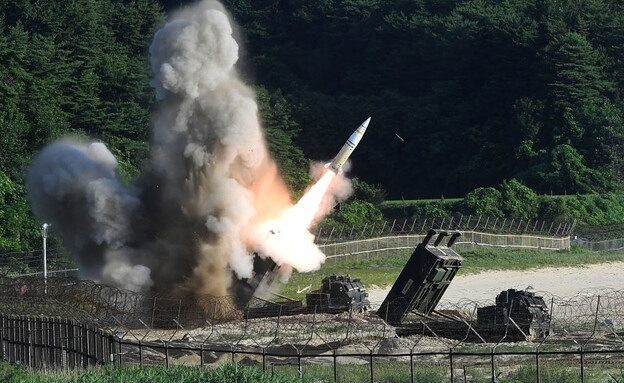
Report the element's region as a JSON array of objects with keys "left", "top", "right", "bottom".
[{"left": 27, "top": 0, "right": 347, "bottom": 297}]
